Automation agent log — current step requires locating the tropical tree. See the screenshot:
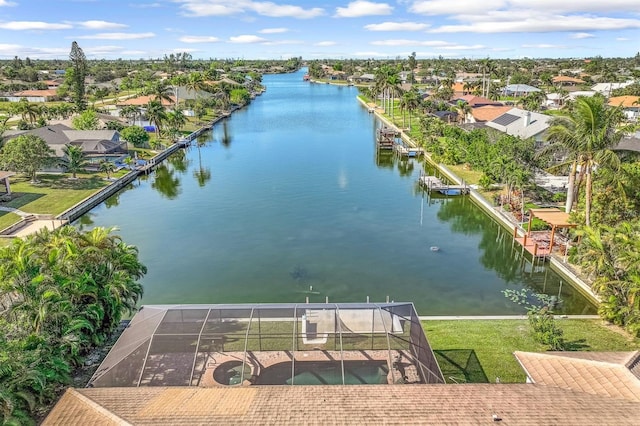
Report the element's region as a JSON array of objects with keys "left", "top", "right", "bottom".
[
  {"left": 61, "top": 145, "right": 87, "bottom": 178},
  {"left": 72, "top": 109, "right": 99, "bottom": 130},
  {"left": 145, "top": 79, "right": 174, "bottom": 106},
  {"left": 99, "top": 160, "right": 116, "bottom": 179},
  {"left": 541, "top": 97, "right": 631, "bottom": 225},
  {"left": 119, "top": 105, "right": 141, "bottom": 125},
  {"left": 68, "top": 41, "right": 88, "bottom": 111},
  {"left": 0, "top": 226, "right": 146, "bottom": 423},
  {"left": 0, "top": 135, "right": 53, "bottom": 182},
  {"left": 186, "top": 71, "right": 206, "bottom": 103},
  {"left": 451, "top": 100, "right": 472, "bottom": 124},
  {"left": 145, "top": 99, "right": 167, "bottom": 141},
  {"left": 121, "top": 125, "right": 150, "bottom": 148}
]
